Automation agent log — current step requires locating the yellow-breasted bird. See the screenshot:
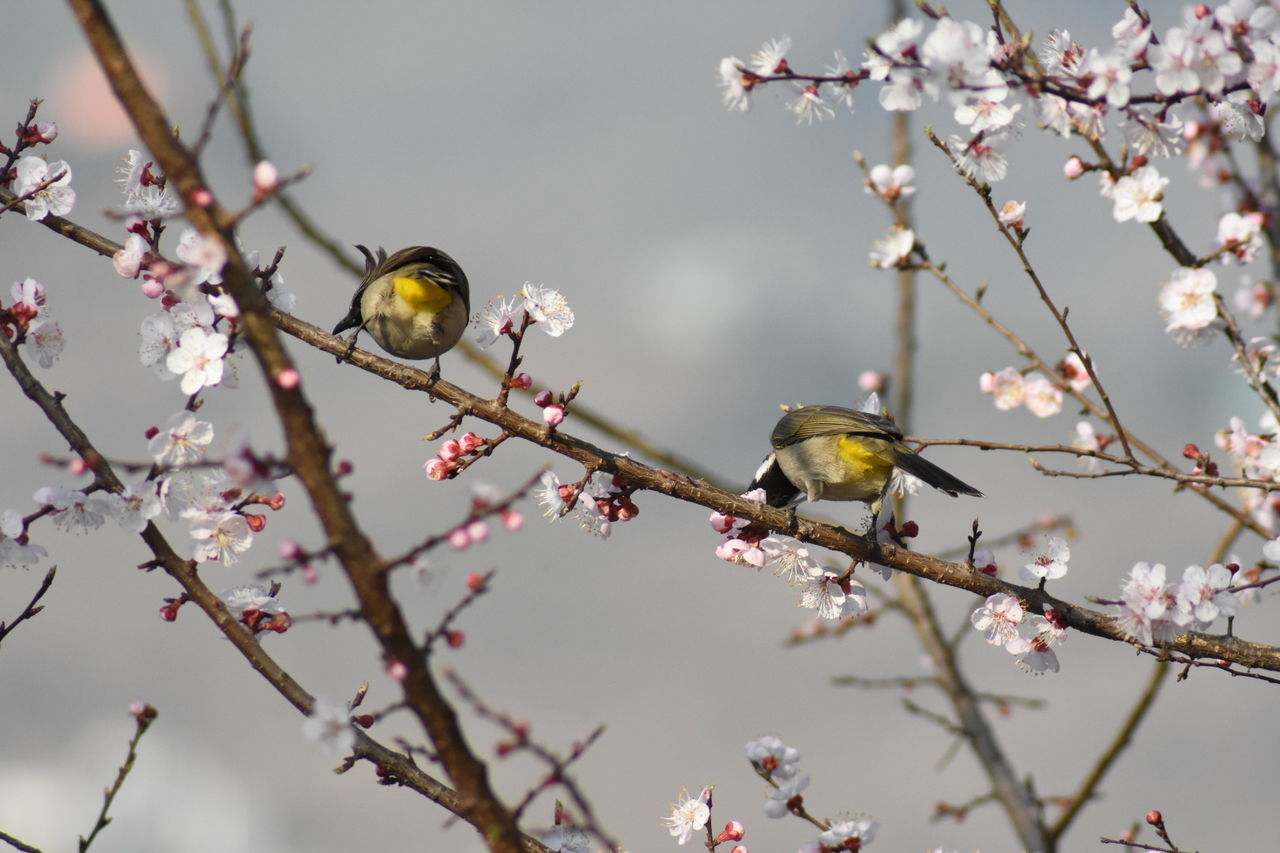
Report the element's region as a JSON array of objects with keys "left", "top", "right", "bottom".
[
  {"left": 332, "top": 245, "right": 470, "bottom": 372},
  {"left": 749, "top": 404, "right": 982, "bottom": 534}
]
